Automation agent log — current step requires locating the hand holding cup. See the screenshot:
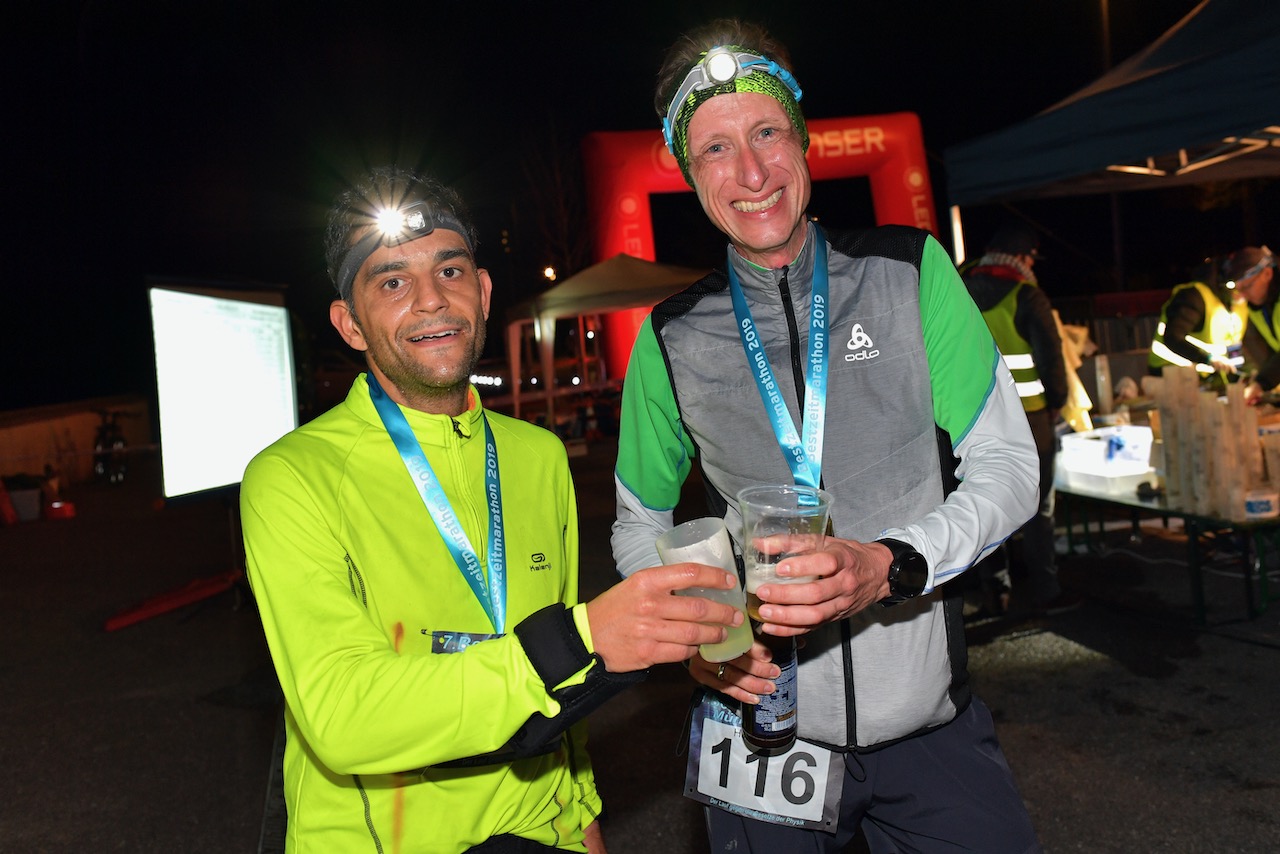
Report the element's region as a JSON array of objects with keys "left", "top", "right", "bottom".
[
  {"left": 655, "top": 517, "right": 754, "bottom": 662},
  {"left": 737, "top": 484, "right": 832, "bottom": 621}
]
